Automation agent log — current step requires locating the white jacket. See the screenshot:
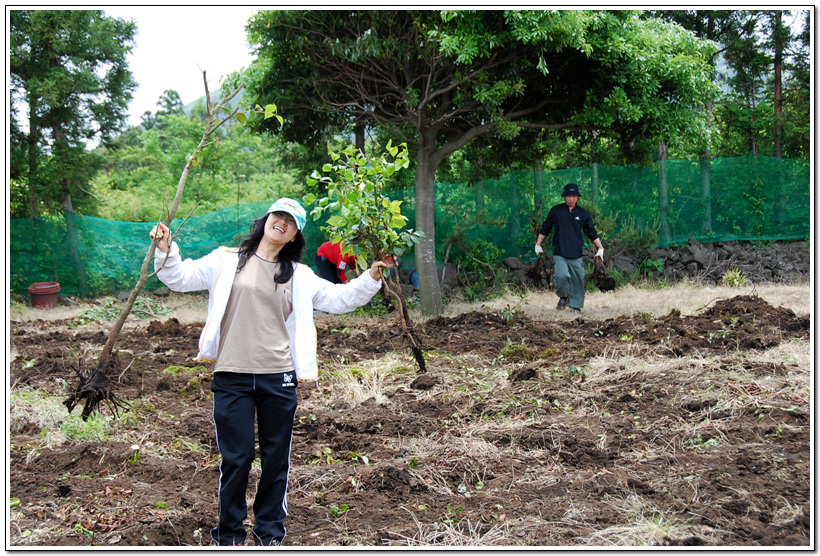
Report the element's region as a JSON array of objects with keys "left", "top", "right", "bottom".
[{"left": 154, "top": 242, "right": 383, "bottom": 381}]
